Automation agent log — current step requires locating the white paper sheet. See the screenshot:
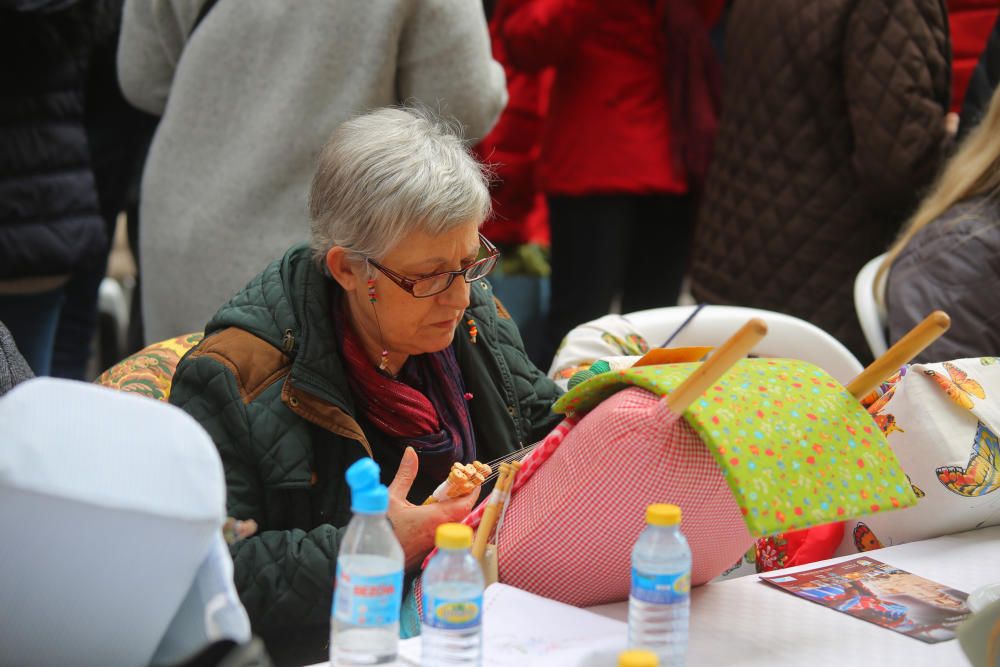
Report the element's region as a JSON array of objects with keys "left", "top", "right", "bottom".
[{"left": 398, "top": 583, "right": 627, "bottom": 666}]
